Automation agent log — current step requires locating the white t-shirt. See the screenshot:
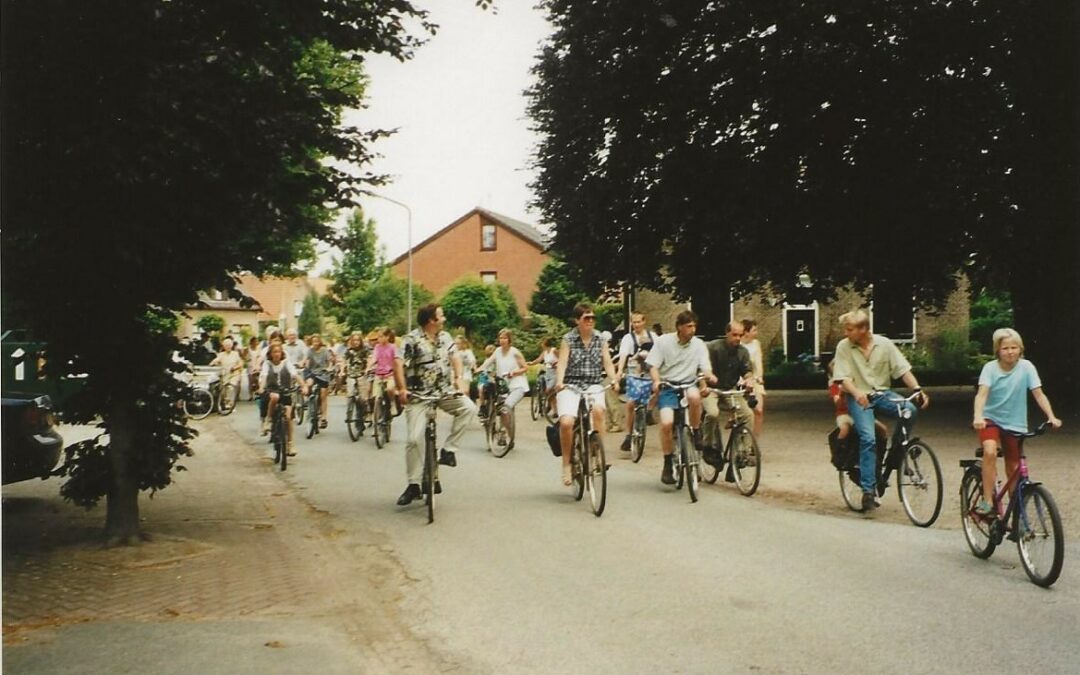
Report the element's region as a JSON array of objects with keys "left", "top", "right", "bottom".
[
  {"left": 488, "top": 347, "right": 528, "bottom": 391},
  {"left": 644, "top": 333, "right": 710, "bottom": 384}
]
